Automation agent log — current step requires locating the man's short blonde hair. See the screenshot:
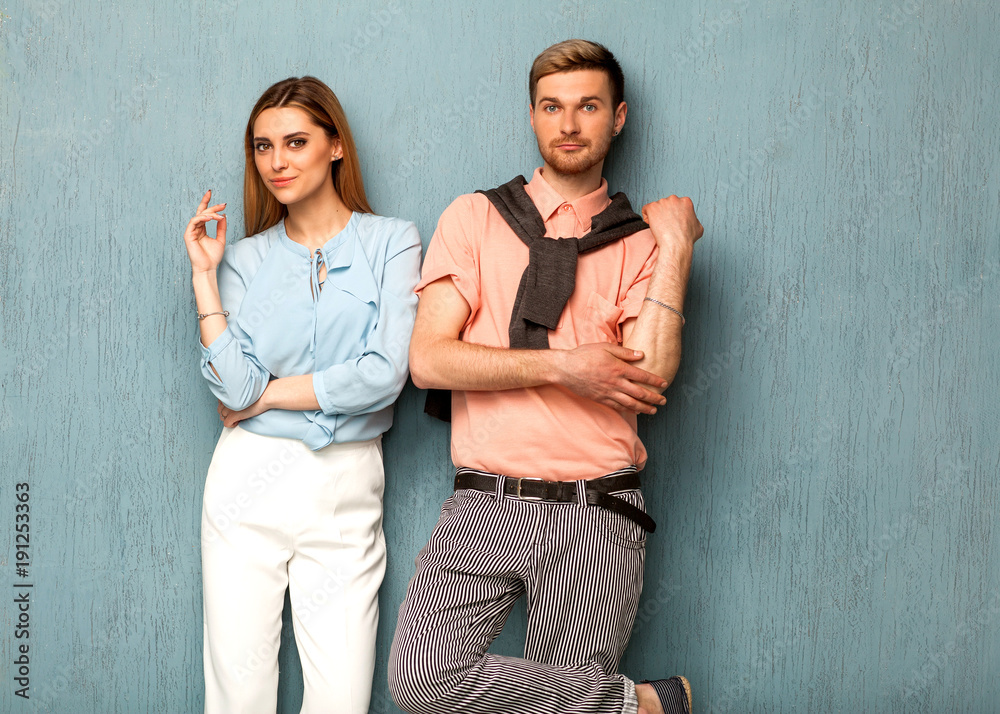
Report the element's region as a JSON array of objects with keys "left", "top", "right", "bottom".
[{"left": 529, "top": 39, "right": 625, "bottom": 109}]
